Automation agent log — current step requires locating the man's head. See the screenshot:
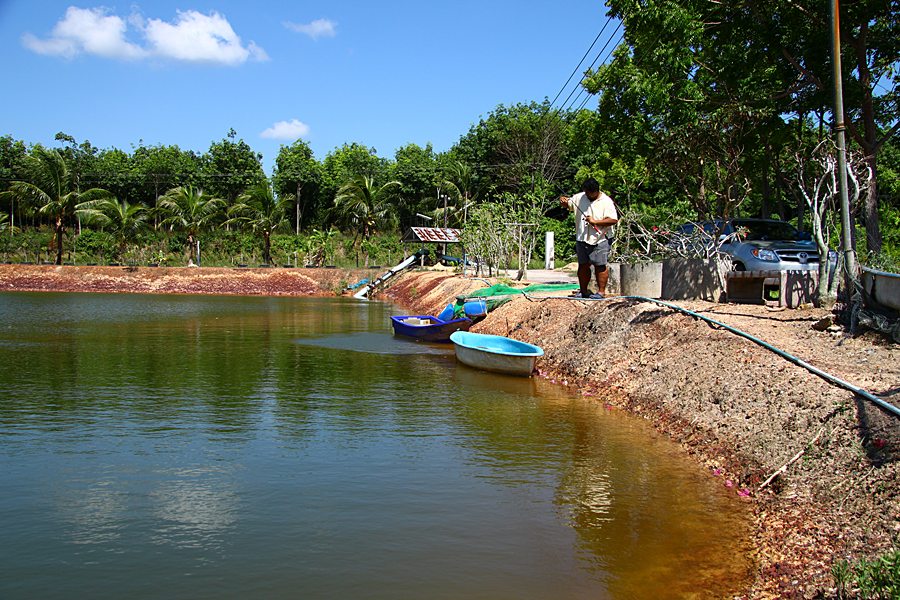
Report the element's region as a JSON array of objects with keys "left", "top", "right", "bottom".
[{"left": 582, "top": 177, "right": 600, "bottom": 200}]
